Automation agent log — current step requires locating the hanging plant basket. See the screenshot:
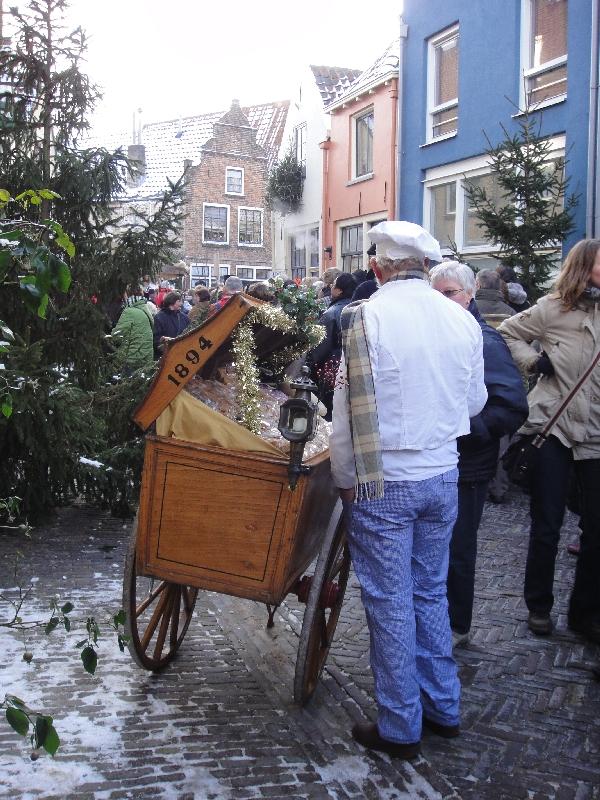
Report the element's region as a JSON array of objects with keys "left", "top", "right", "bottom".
[{"left": 265, "top": 150, "right": 304, "bottom": 214}]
